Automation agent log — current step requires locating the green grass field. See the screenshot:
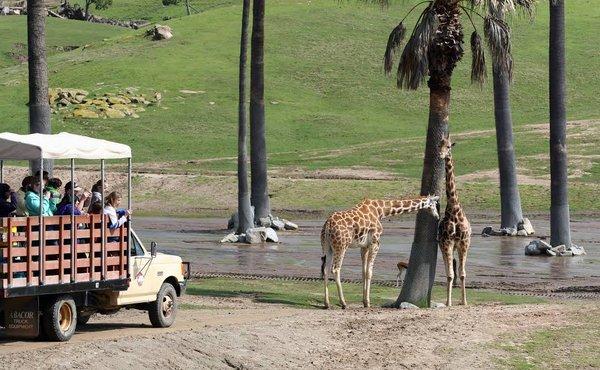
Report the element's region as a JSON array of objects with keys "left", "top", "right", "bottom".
[
  {"left": 187, "top": 277, "right": 546, "bottom": 309},
  {"left": 1, "top": 0, "right": 598, "bottom": 215}
]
